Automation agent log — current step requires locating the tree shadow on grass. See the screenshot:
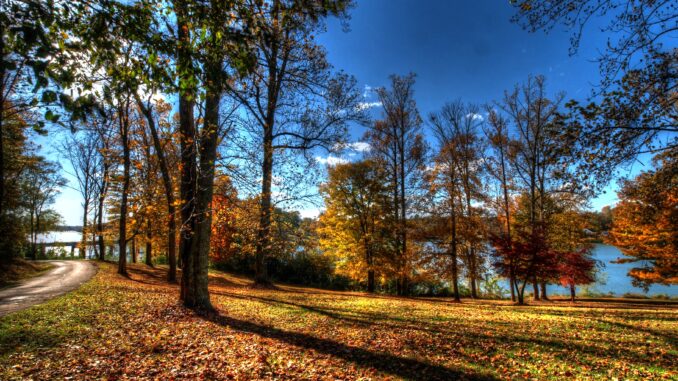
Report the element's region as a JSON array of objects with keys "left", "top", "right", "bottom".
[
  {"left": 212, "top": 290, "right": 677, "bottom": 371},
  {"left": 203, "top": 311, "right": 498, "bottom": 381}
]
